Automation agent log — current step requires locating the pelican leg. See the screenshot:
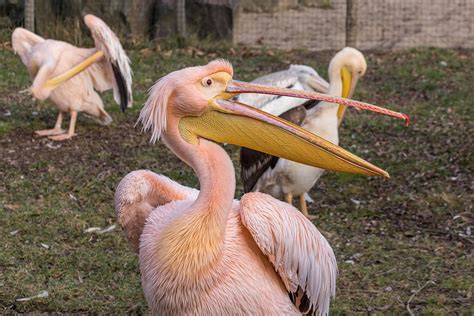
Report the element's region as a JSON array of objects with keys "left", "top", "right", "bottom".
[
  {"left": 49, "top": 111, "right": 77, "bottom": 141},
  {"left": 285, "top": 192, "right": 293, "bottom": 205},
  {"left": 299, "top": 194, "right": 309, "bottom": 216},
  {"left": 300, "top": 193, "right": 317, "bottom": 220},
  {"left": 35, "top": 112, "right": 66, "bottom": 136}
]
